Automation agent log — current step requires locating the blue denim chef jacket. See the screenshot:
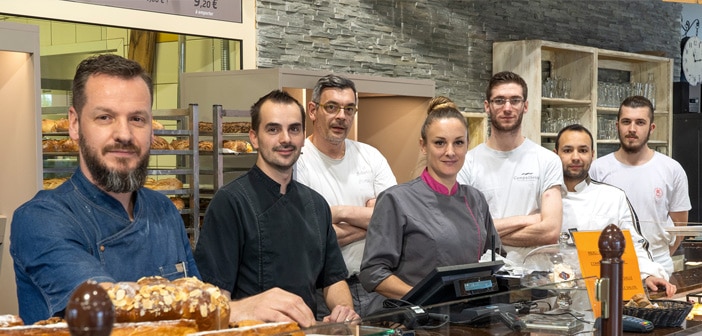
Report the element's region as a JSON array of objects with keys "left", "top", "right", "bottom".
[{"left": 10, "top": 168, "right": 200, "bottom": 324}]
